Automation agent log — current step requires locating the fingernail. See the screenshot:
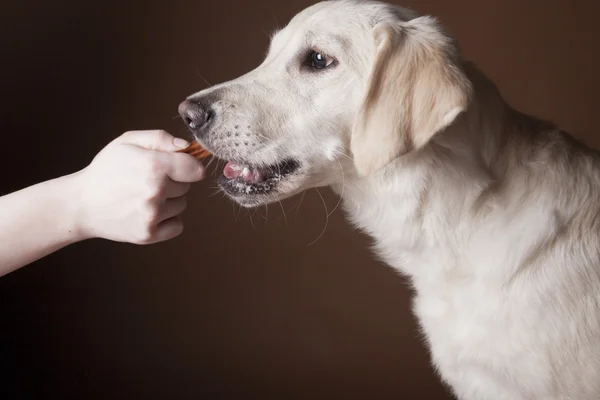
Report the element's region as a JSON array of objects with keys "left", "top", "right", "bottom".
[{"left": 173, "top": 137, "right": 190, "bottom": 149}]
